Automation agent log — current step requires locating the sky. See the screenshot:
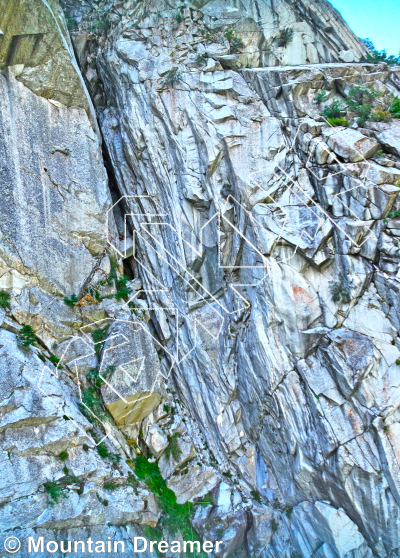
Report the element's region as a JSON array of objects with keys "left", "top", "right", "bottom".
[{"left": 330, "top": 0, "right": 399, "bottom": 55}]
